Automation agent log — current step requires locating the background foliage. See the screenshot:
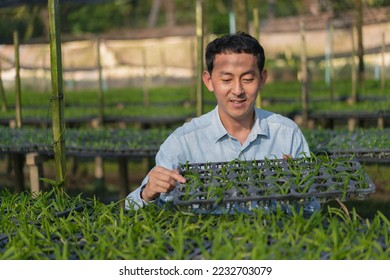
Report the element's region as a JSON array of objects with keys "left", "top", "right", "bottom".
[{"left": 0, "top": 0, "right": 389, "bottom": 43}]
